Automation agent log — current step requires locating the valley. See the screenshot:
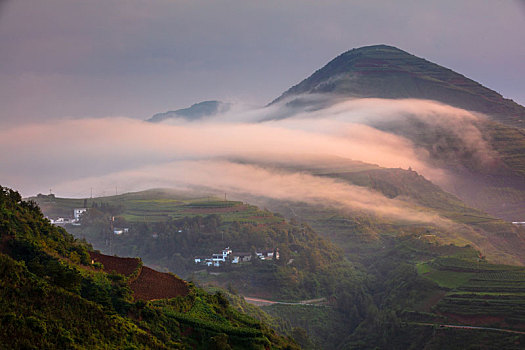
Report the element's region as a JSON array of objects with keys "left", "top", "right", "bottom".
[
  {"left": 31, "top": 177, "right": 525, "bottom": 349},
  {"left": 0, "top": 187, "right": 299, "bottom": 349},
  {"left": 3, "top": 41, "right": 525, "bottom": 349}
]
